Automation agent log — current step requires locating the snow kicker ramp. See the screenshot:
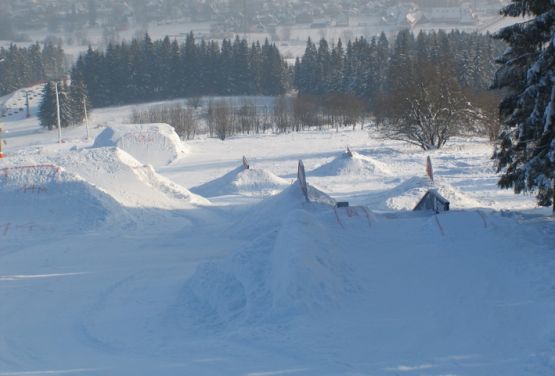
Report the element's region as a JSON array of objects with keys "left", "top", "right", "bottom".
[
  {"left": 51, "top": 147, "right": 209, "bottom": 210},
  {"left": 385, "top": 175, "right": 482, "bottom": 210},
  {"left": 92, "top": 123, "right": 188, "bottom": 167},
  {"left": 181, "top": 181, "right": 359, "bottom": 329},
  {"left": 0, "top": 163, "right": 127, "bottom": 235},
  {"left": 310, "top": 150, "right": 392, "bottom": 177},
  {"left": 190, "top": 165, "right": 290, "bottom": 197}
]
